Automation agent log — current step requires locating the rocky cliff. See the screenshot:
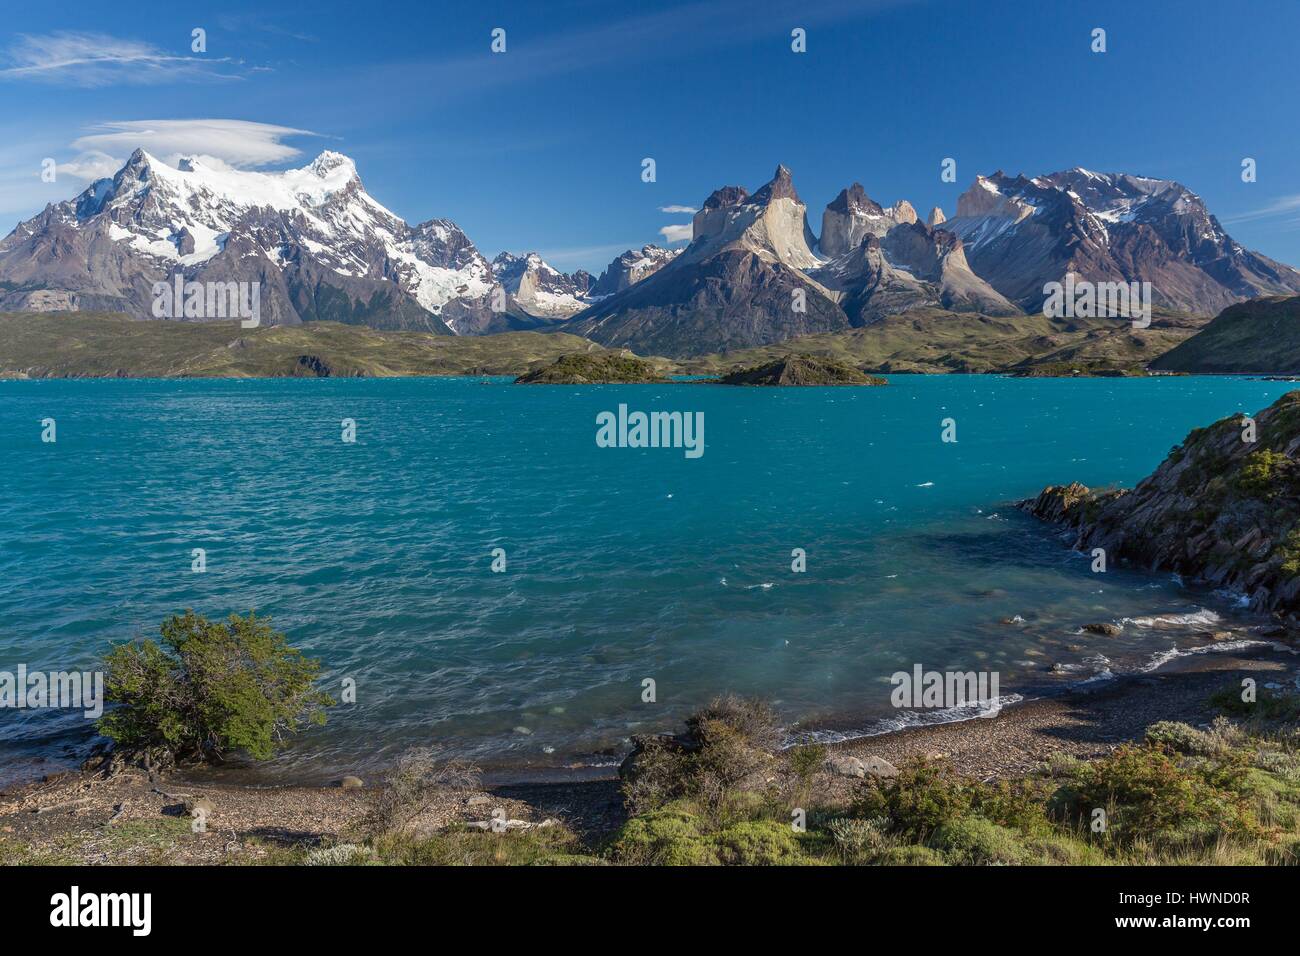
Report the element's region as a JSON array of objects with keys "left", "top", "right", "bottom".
[{"left": 1020, "top": 390, "right": 1300, "bottom": 619}]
